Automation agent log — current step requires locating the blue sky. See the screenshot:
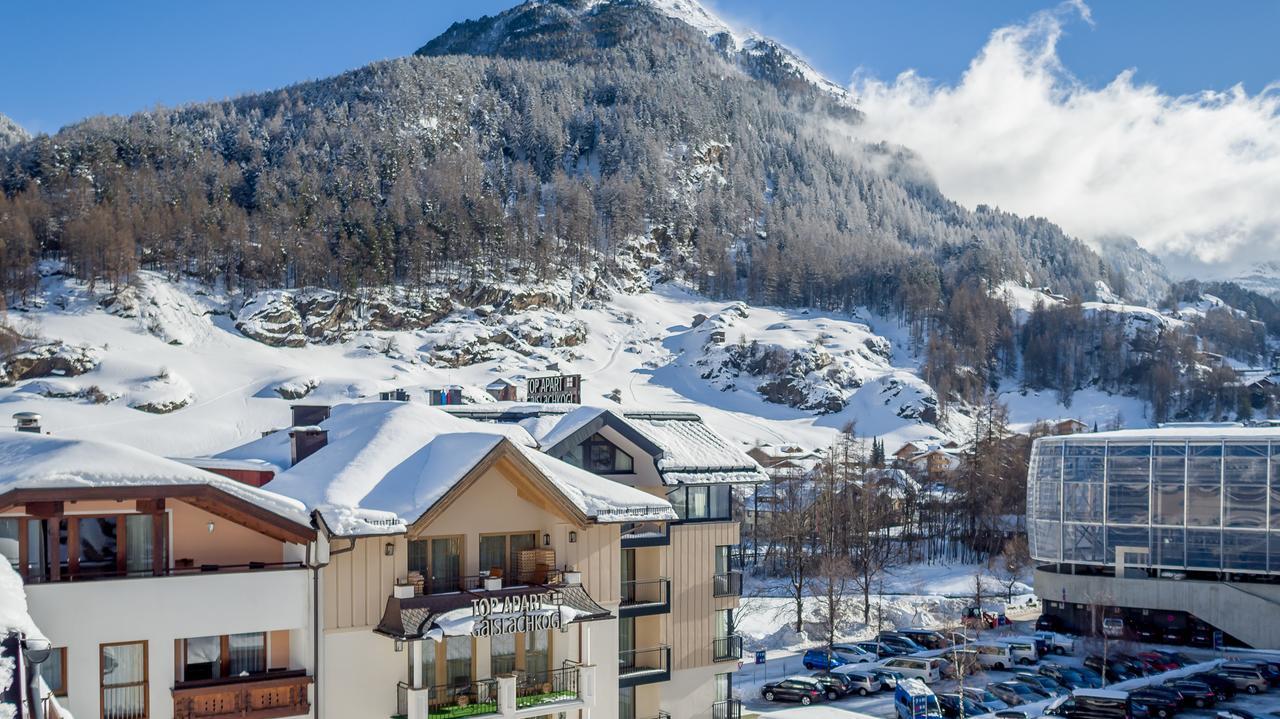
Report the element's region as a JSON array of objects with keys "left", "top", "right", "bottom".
[{"left": 2, "top": 0, "right": 1276, "bottom": 135}]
